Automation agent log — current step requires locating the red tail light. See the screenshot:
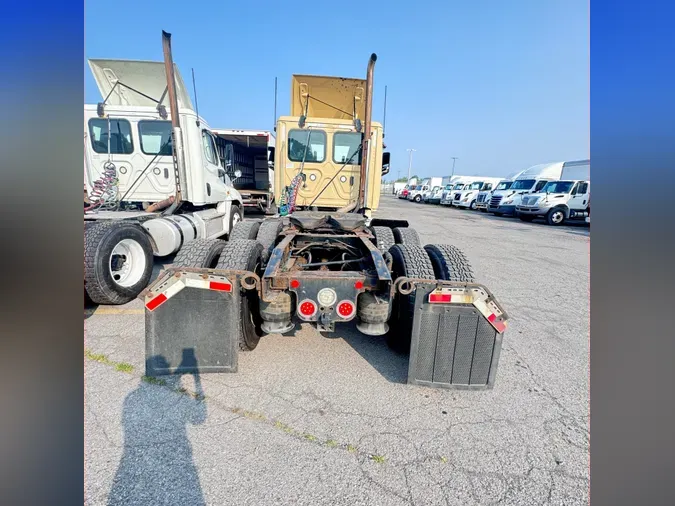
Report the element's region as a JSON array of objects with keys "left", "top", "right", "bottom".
[
  {"left": 298, "top": 299, "right": 317, "bottom": 318},
  {"left": 337, "top": 300, "right": 355, "bottom": 318}
]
